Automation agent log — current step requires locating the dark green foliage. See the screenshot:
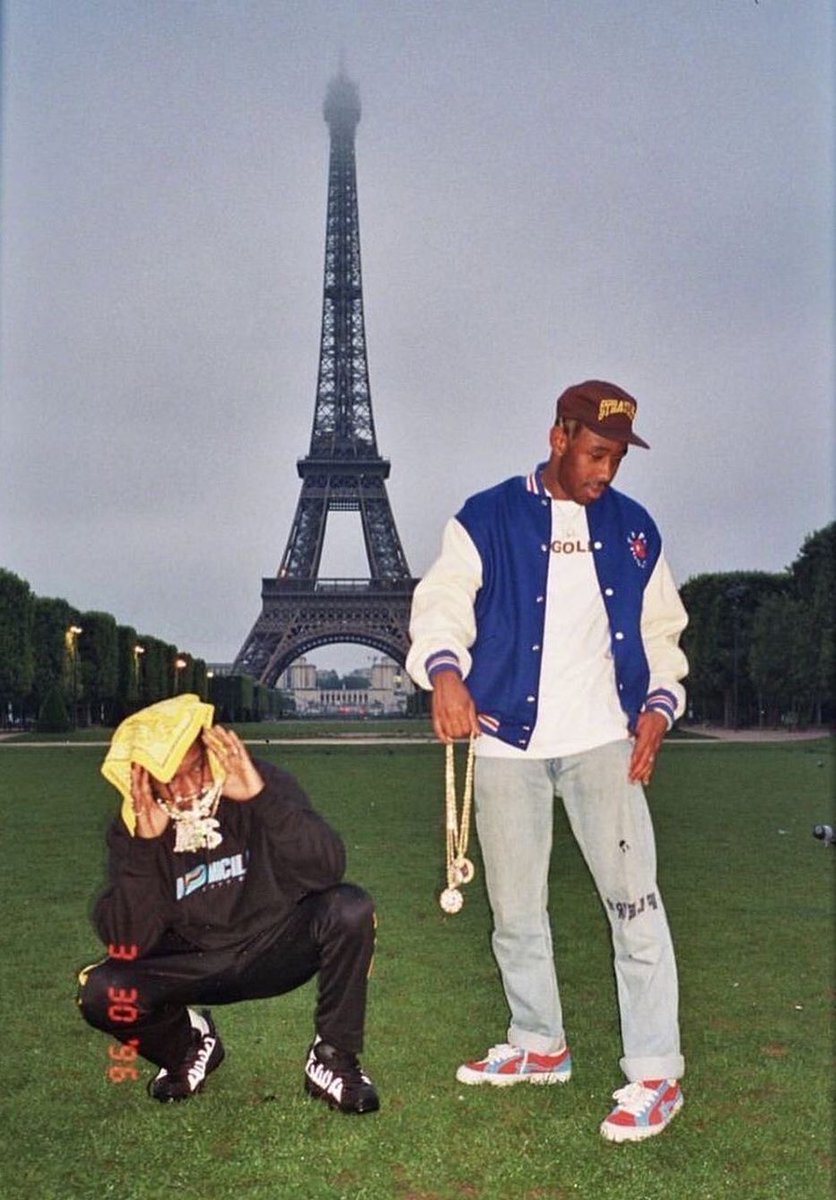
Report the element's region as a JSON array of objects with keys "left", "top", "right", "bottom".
[
  {"left": 0, "top": 568, "right": 35, "bottom": 719},
  {"left": 192, "top": 658, "right": 209, "bottom": 700},
  {"left": 114, "top": 624, "right": 141, "bottom": 720},
  {"left": 0, "top": 565, "right": 210, "bottom": 726},
  {"left": 252, "top": 679, "right": 288, "bottom": 719},
  {"left": 36, "top": 683, "right": 71, "bottom": 732},
  {"left": 136, "top": 636, "right": 176, "bottom": 705},
  {"left": 746, "top": 523, "right": 836, "bottom": 727},
  {"left": 31, "top": 595, "right": 82, "bottom": 716},
  {"left": 317, "top": 669, "right": 341, "bottom": 689},
  {"left": 76, "top": 611, "right": 119, "bottom": 725},
  {"left": 791, "top": 523, "right": 835, "bottom": 720},
  {"left": 210, "top": 671, "right": 254, "bottom": 721},
  {"left": 681, "top": 523, "right": 835, "bottom": 727},
  {"left": 749, "top": 594, "right": 817, "bottom": 725},
  {"left": 342, "top": 673, "right": 370, "bottom": 690},
  {"left": 205, "top": 674, "right": 287, "bottom": 722},
  {"left": 680, "top": 570, "right": 790, "bottom": 726}
]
